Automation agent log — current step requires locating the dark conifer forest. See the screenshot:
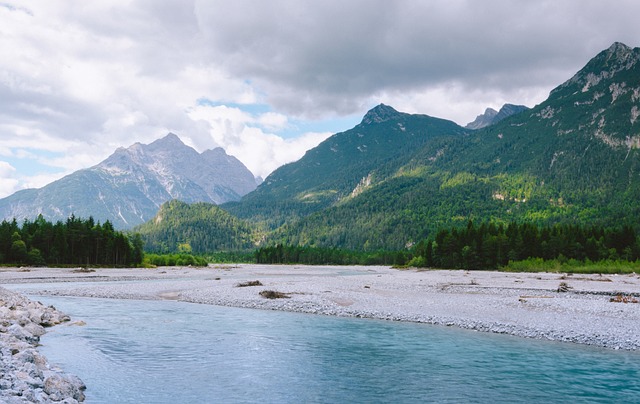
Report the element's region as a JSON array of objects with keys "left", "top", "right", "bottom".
[{"left": 0, "top": 215, "right": 143, "bottom": 266}]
